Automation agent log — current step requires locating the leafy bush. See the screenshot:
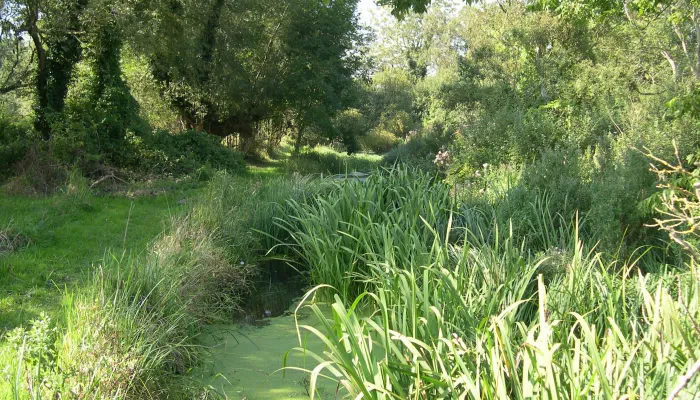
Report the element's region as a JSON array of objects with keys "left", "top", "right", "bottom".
[
  {"left": 132, "top": 130, "right": 246, "bottom": 176},
  {"left": 359, "top": 129, "right": 400, "bottom": 154},
  {"left": 520, "top": 146, "right": 591, "bottom": 218},
  {"left": 333, "top": 108, "right": 369, "bottom": 155},
  {"left": 0, "top": 118, "right": 31, "bottom": 180},
  {"left": 383, "top": 135, "right": 442, "bottom": 172}
]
